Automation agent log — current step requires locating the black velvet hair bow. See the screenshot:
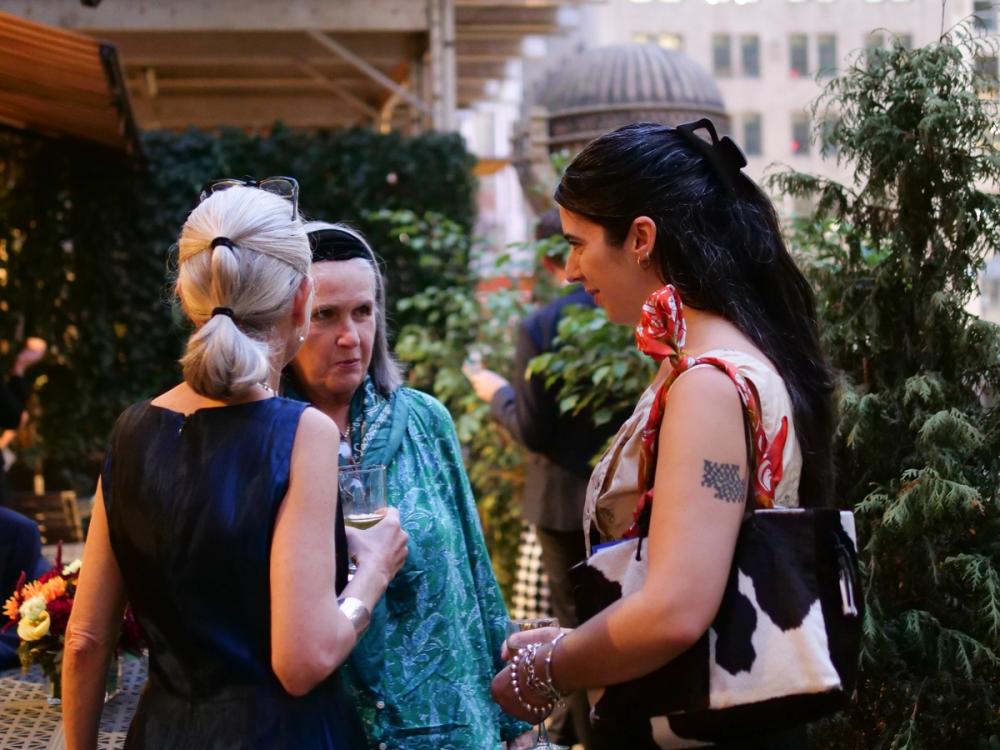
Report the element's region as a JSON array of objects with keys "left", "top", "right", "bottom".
[{"left": 674, "top": 118, "right": 749, "bottom": 194}]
